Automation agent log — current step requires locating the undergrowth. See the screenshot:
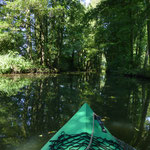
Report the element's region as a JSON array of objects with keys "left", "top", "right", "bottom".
[{"left": 0, "top": 51, "right": 34, "bottom": 74}]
